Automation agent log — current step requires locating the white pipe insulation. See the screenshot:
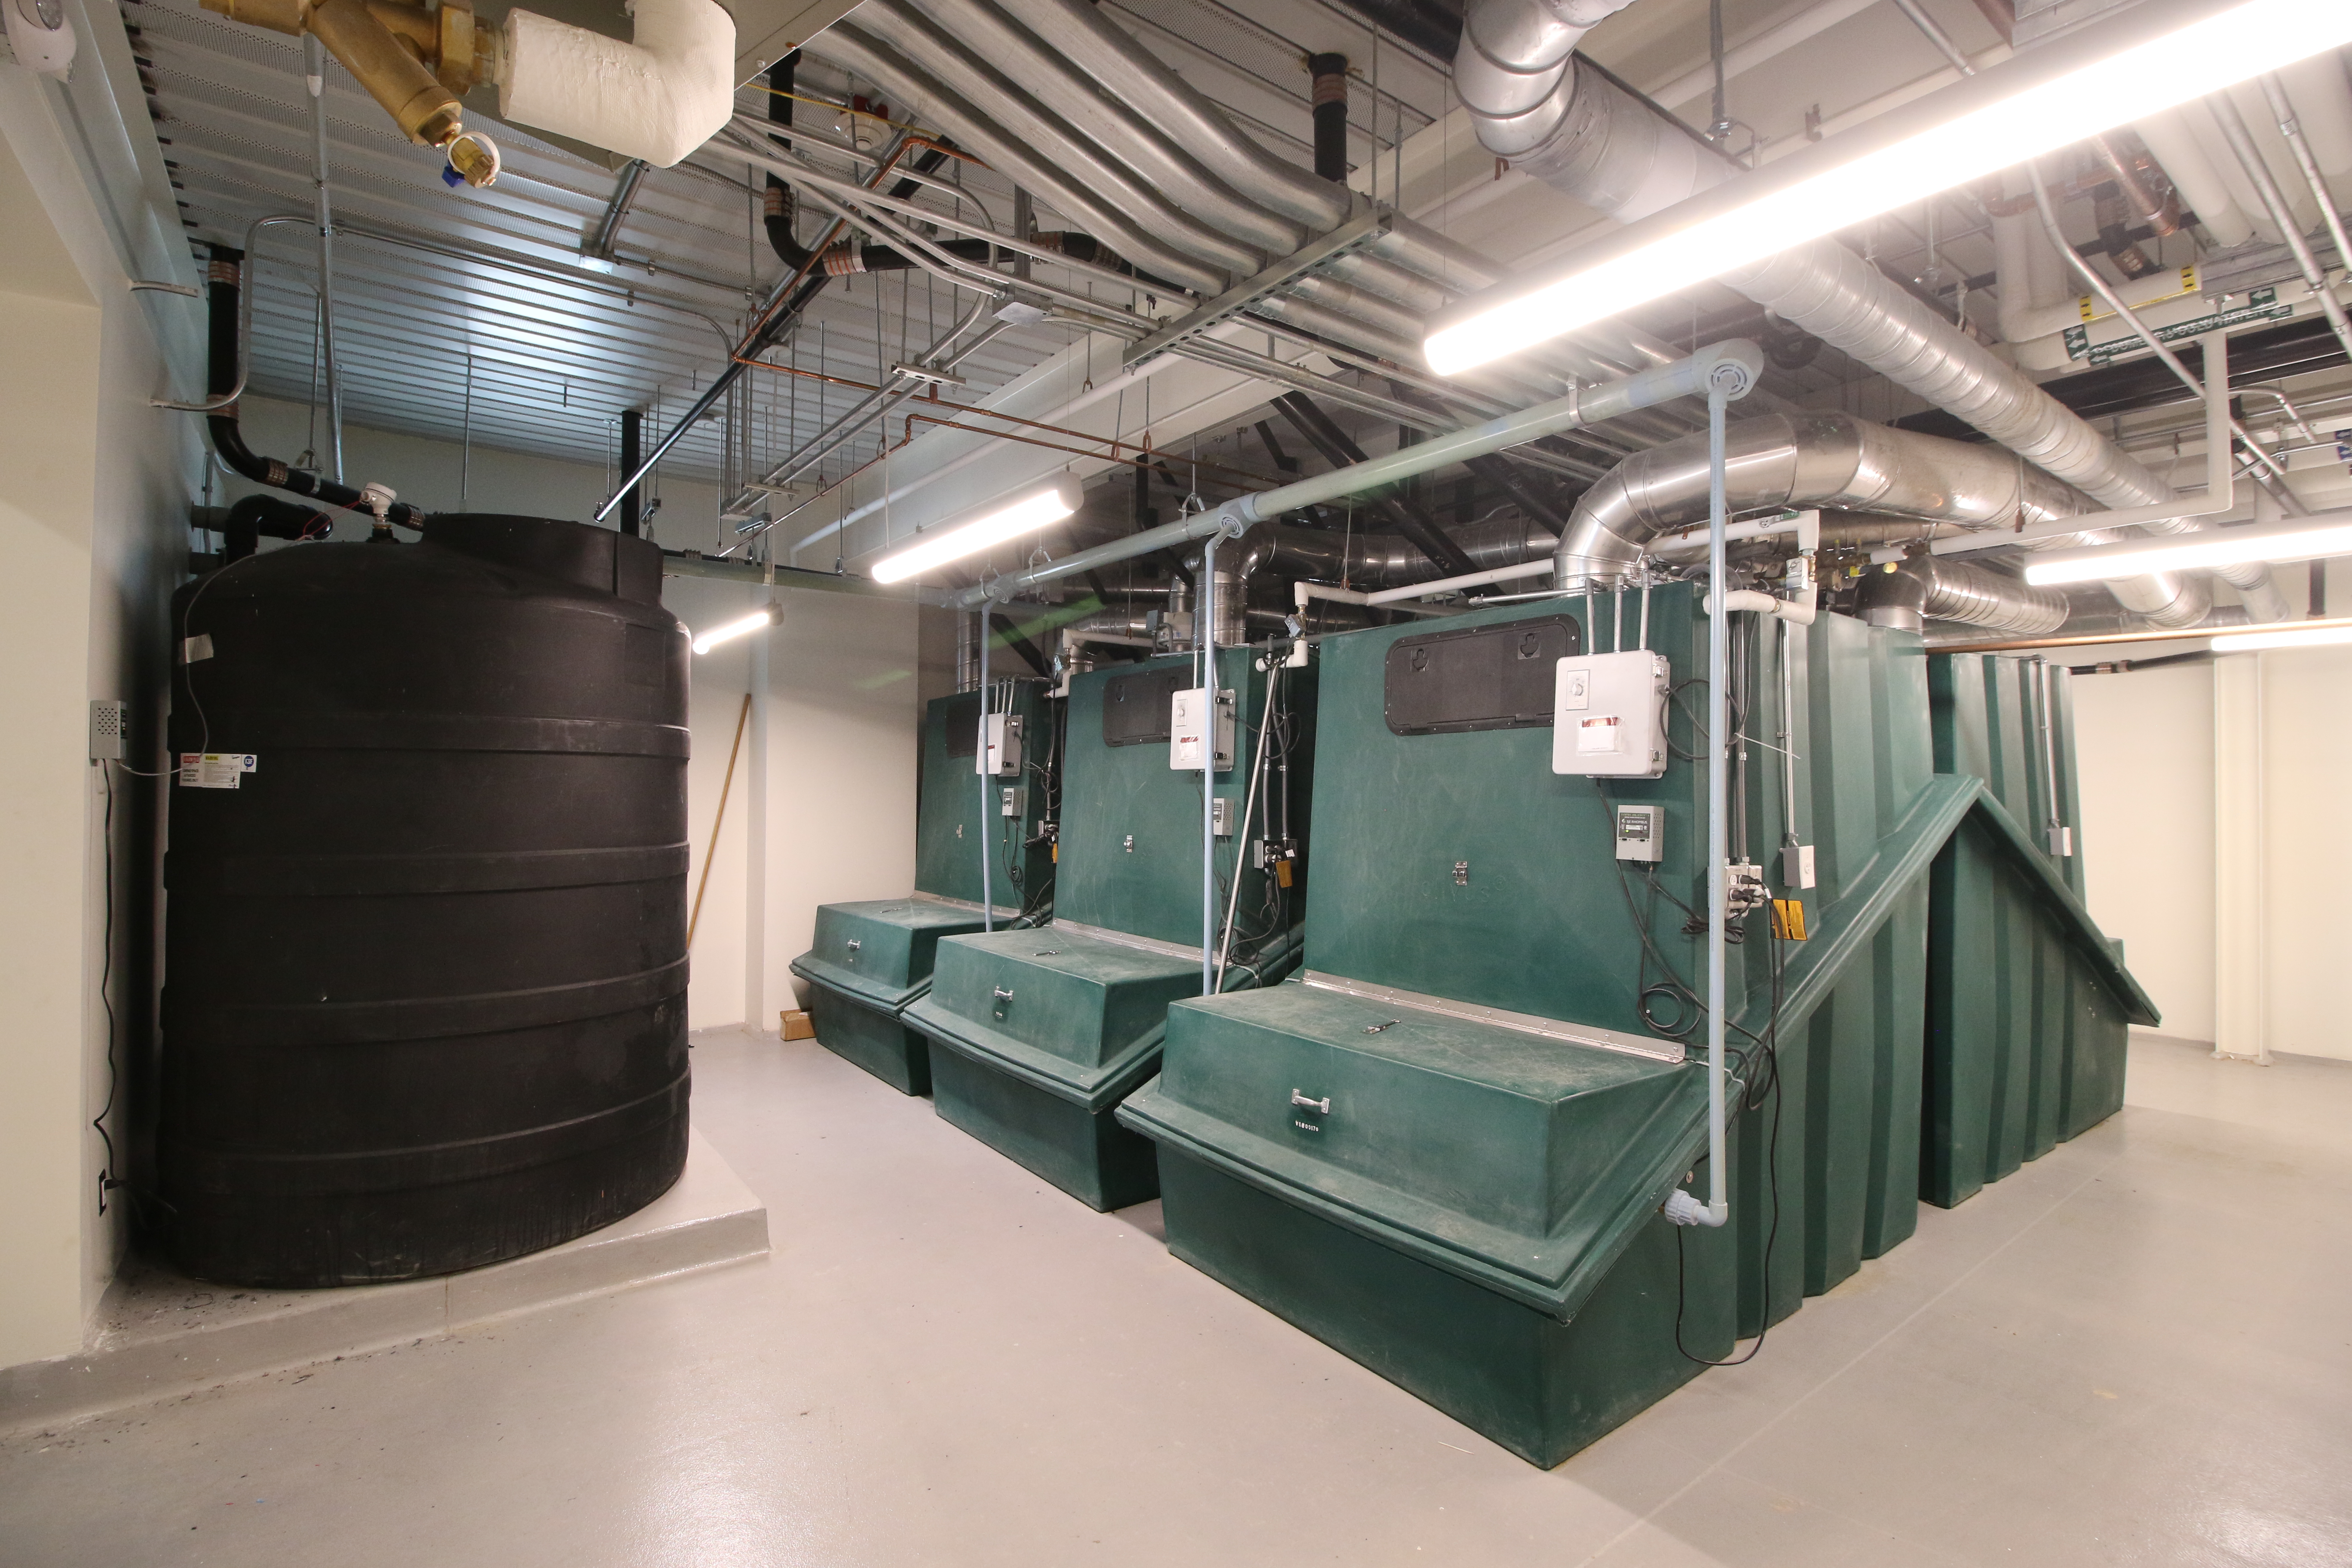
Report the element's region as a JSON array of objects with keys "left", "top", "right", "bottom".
[{"left": 499, "top": 0, "right": 736, "bottom": 168}]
